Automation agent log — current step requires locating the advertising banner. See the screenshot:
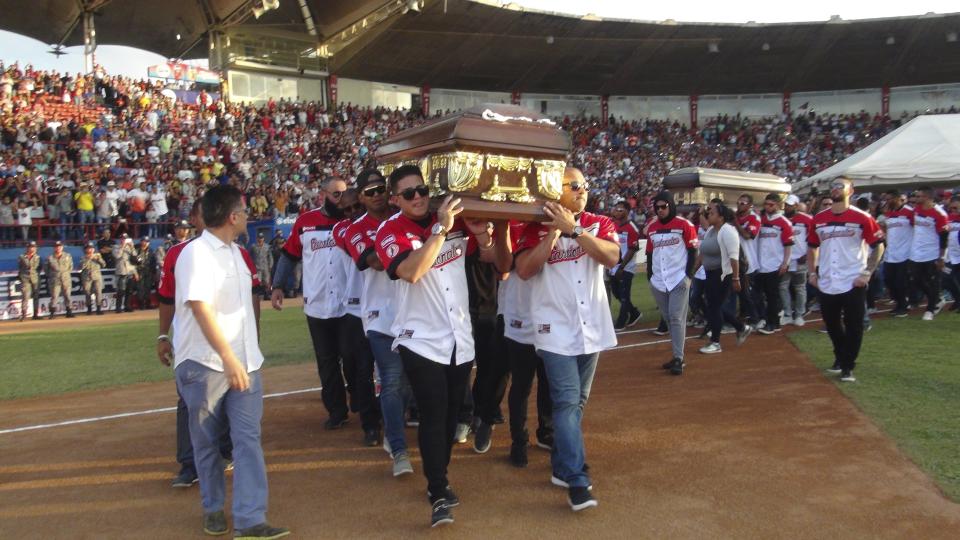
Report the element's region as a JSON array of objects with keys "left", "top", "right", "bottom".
[
  {"left": 148, "top": 62, "right": 221, "bottom": 85},
  {"left": 1, "top": 269, "right": 120, "bottom": 320}
]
